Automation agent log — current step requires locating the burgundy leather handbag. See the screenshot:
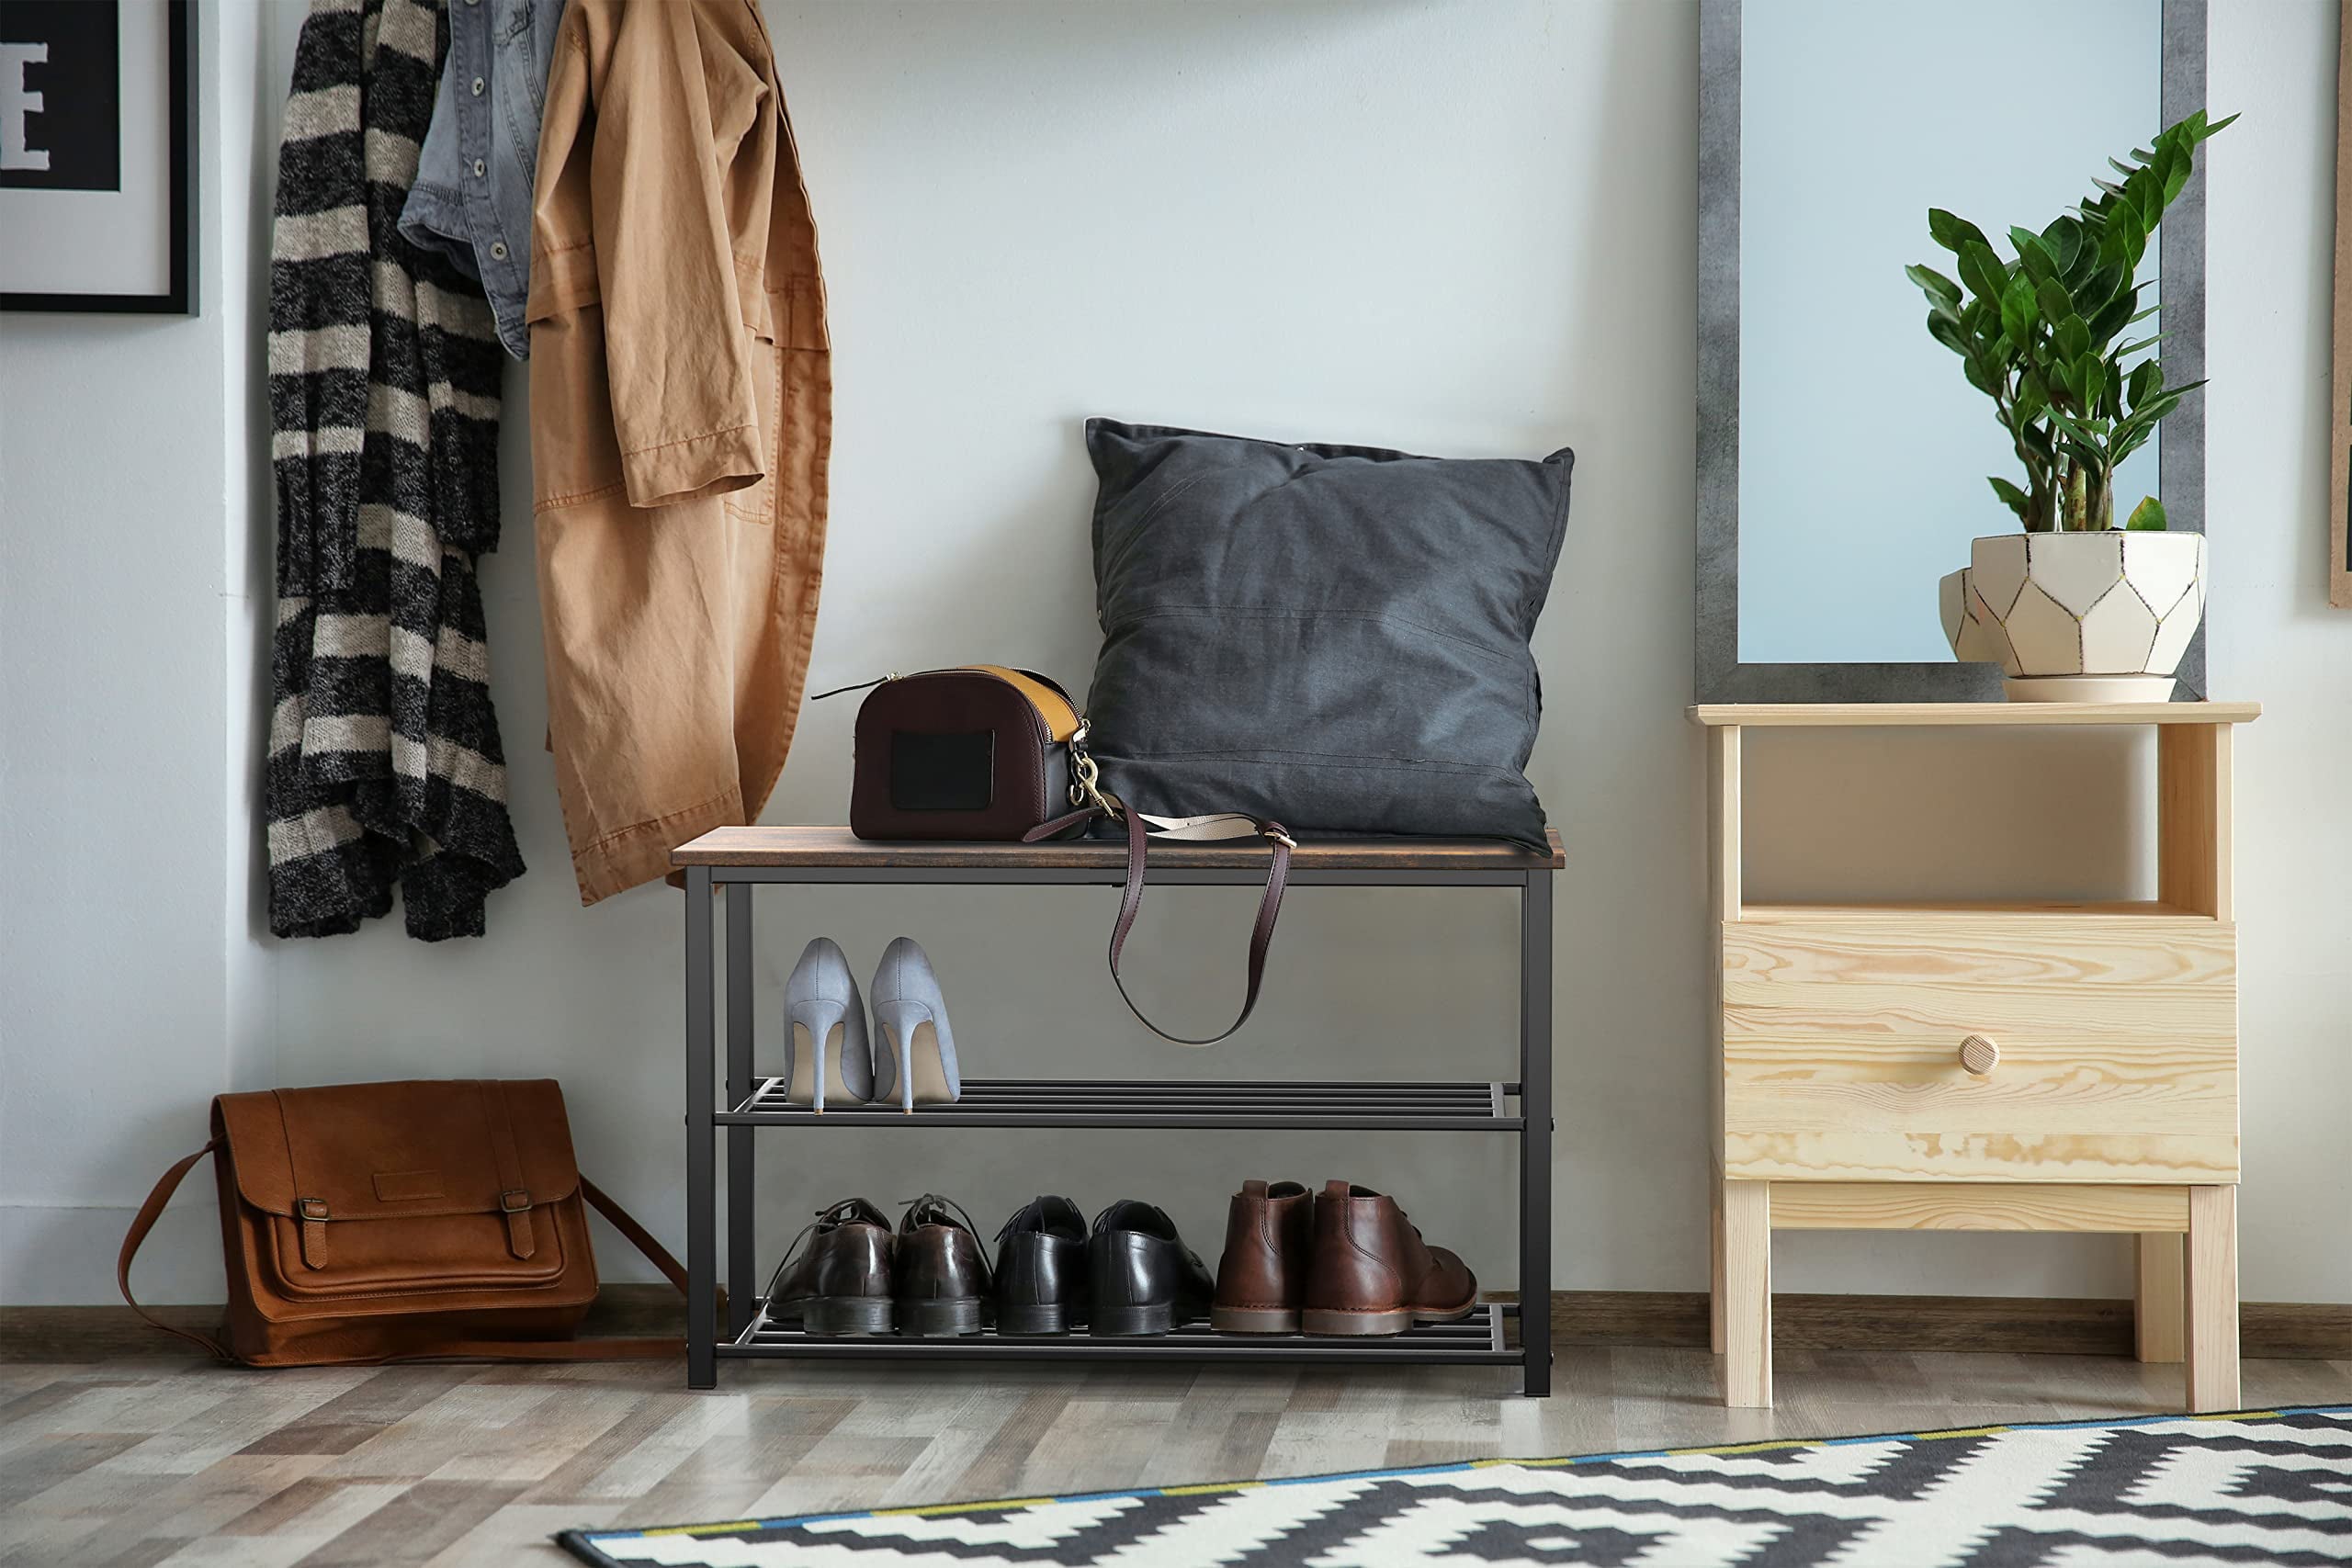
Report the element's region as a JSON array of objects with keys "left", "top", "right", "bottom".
[
  {"left": 843, "top": 666, "right": 1091, "bottom": 841},
  {"left": 837, "top": 665, "right": 1292, "bottom": 1045}
]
